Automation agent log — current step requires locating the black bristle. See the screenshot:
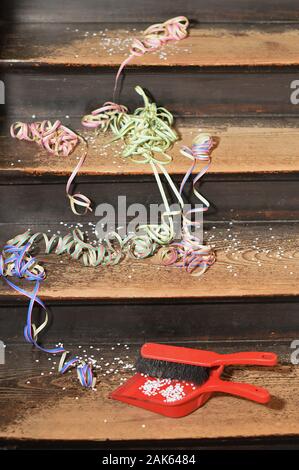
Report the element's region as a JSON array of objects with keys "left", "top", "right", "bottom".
[{"left": 136, "top": 354, "right": 210, "bottom": 385}]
